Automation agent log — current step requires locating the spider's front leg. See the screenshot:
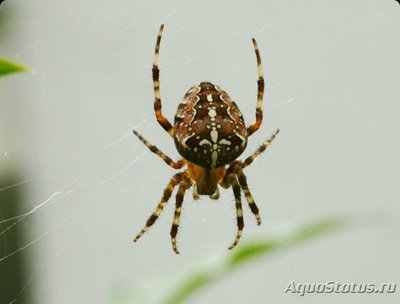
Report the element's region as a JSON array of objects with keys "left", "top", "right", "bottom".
[
  {"left": 170, "top": 178, "right": 192, "bottom": 254},
  {"left": 247, "top": 38, "right": 265, "bottom": 137},
  {"left": 152, "top": 24, "right": 174, "bottom": 137}
]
